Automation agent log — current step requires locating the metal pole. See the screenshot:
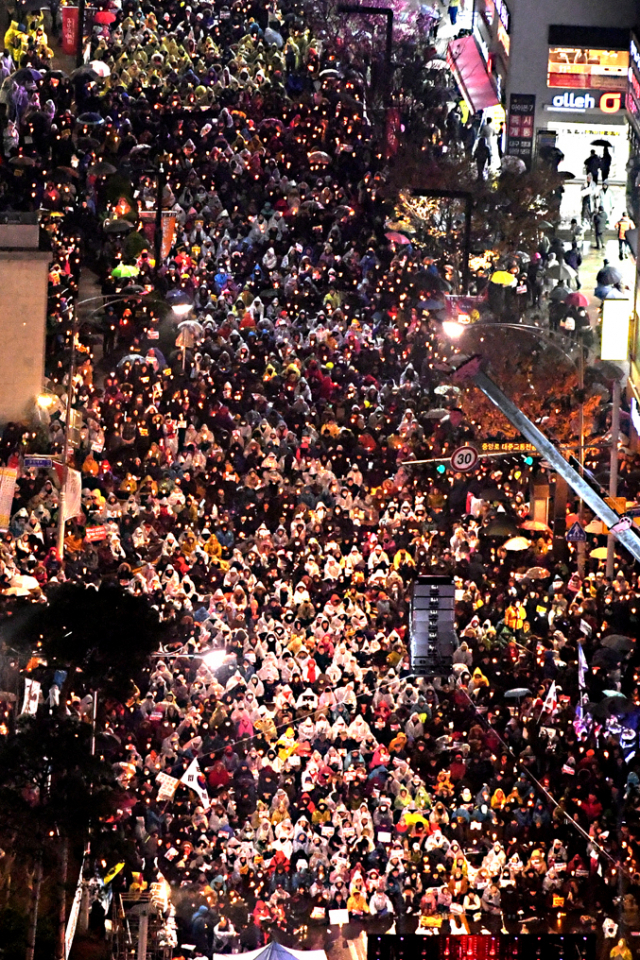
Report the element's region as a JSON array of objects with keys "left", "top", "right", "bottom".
[
  {"left": 56, "top": 320, "right": 78, "bottom": 559},
  {"left": 137, "top": 905, "right": 149, "bottom": 960},
  {"left": 56, "top": 836, "right": 69, "bottom": 960},
  {"left": 552, "top": 474, "right": 569, "bottom": 562},
  {"left": 25, "top": 859, "right": 43, "bottom": 960},
  {"left": 577, "top": 346, "right": 586, "bottom": 576},
  {"left": 463, "top": 193, "right": 472, "bottom": 294},
  {"left": 90, "top": 690, "right": 97, "bottom": 757},
  {"left": 154, "top": 162, "right": 166, "bottom": 273},
  {"left": 75, "top": 0, "right": 86, "bottom": 68},
  {"left": 606, "top": 378, "right": 621, "bottom": 578},
  {"left": 79, "top": 691, "right": 98, "bottom": 935}
]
